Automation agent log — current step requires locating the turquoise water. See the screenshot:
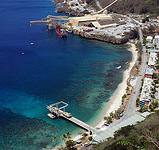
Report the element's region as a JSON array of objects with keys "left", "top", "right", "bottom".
[{"left": 0, "top": 0, "right": 132, "bottom": 149}]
